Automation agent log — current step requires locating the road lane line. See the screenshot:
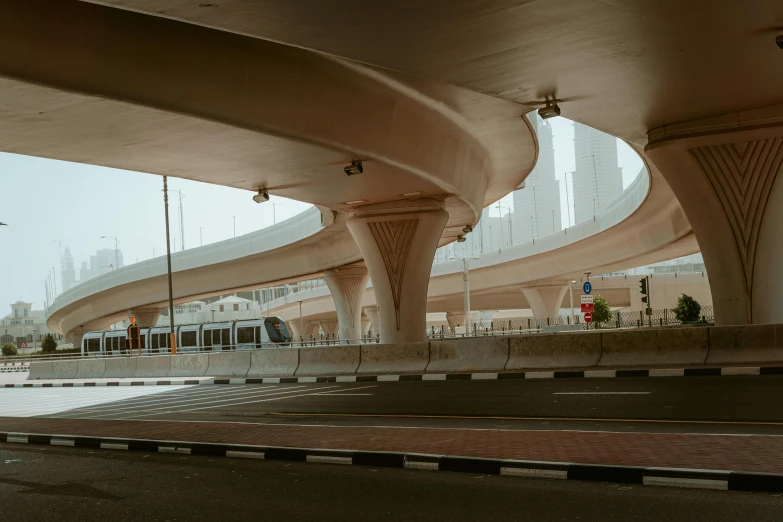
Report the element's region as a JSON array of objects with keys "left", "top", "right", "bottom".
[{"left": 553, "top": 392, "right": 652, "bottom": 395}]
